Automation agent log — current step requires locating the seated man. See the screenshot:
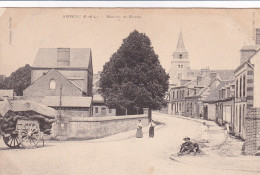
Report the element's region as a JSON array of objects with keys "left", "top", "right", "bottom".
[{"left": 178, "top": 137, "right": 200, "bottom": 156}]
